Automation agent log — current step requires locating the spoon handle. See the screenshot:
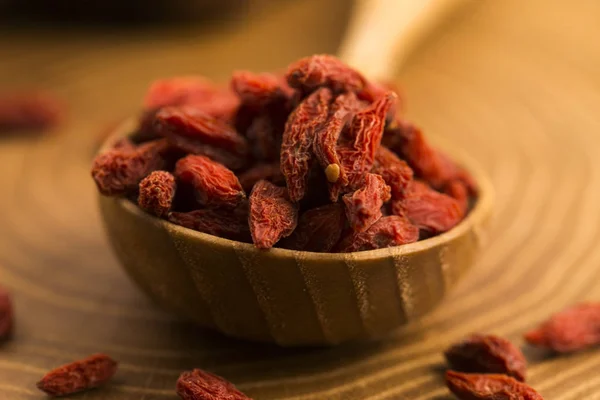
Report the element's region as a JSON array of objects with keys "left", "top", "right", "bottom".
[{"left": 337, "top": 0, "right": 472, "bottom": 80}]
